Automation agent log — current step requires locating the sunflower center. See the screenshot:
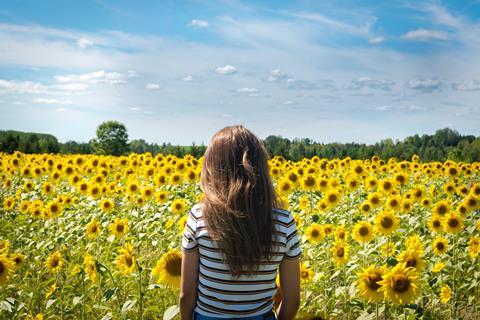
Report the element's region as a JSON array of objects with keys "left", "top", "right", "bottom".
[
  {"left": 392, "top": 275, "right": 411, "bottom": 293},
  {"left": 336, "top": 248, "right": 345, "bottom": 258},
  {"left": 14, "top": 257, "right": 21, "bottom": 264},
  {"left": 405, "top": 257, "right": 417, "bottom": 268},
  {"left": 51, "top": 258, "right": 59, "bottom": 267},
  {"left": 305, "top": 177, "right": 315, "bottom": 187},
  {"left": 367, "top": 273, "right": 382, "bottom": 291},
  {"left": 175, "top": 204, "right": 182, "bottom": 210},
  {"left": 390, "top": 200, "right": 398, "bottom": 207},
  {"left": 328, "top": 194, "right": 337, "bottom": 203},
  {"left": 359, "top": 226, "right": 369, "bottom": 237},
  {"left": 311, "top": 230, "right": 320, "bottom": 238},
  {"left": 0, "top": 261, "right": 4, "bottom": 274},
  {"left": 116, "top": 224, "right": 124, "bottom": 233},
  {"left": 433, "top": 220, "right": 441, "bottom": 228},
  {"left": 91, "top": 225, "right": 97, "bottom": 233},
  {"left": 166, "top": 255, "right": 182, "bottom": 276},
  {"left": 436, "top": 242, "right": 445, "bottom": 251},
  {"left": 438, "top": 206, "right": 447, "bottom": 215},
  {"left": 125, "top": 255, "right": 133, "bottom": 267},
  {"left": 104, "top": 202, "right": 110, "bottom": 208},
  {"left": 448, "top": 218, "right": 459, "bottom": 228},
  {"left": 371, "top": 197, "right": 379, "bottom": 205},
  {"left": 301, "top": 270, "right": 309, "bottom": 278},
  {"left": 380, "top": 217, "right": 393, "bottom": 229}
]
